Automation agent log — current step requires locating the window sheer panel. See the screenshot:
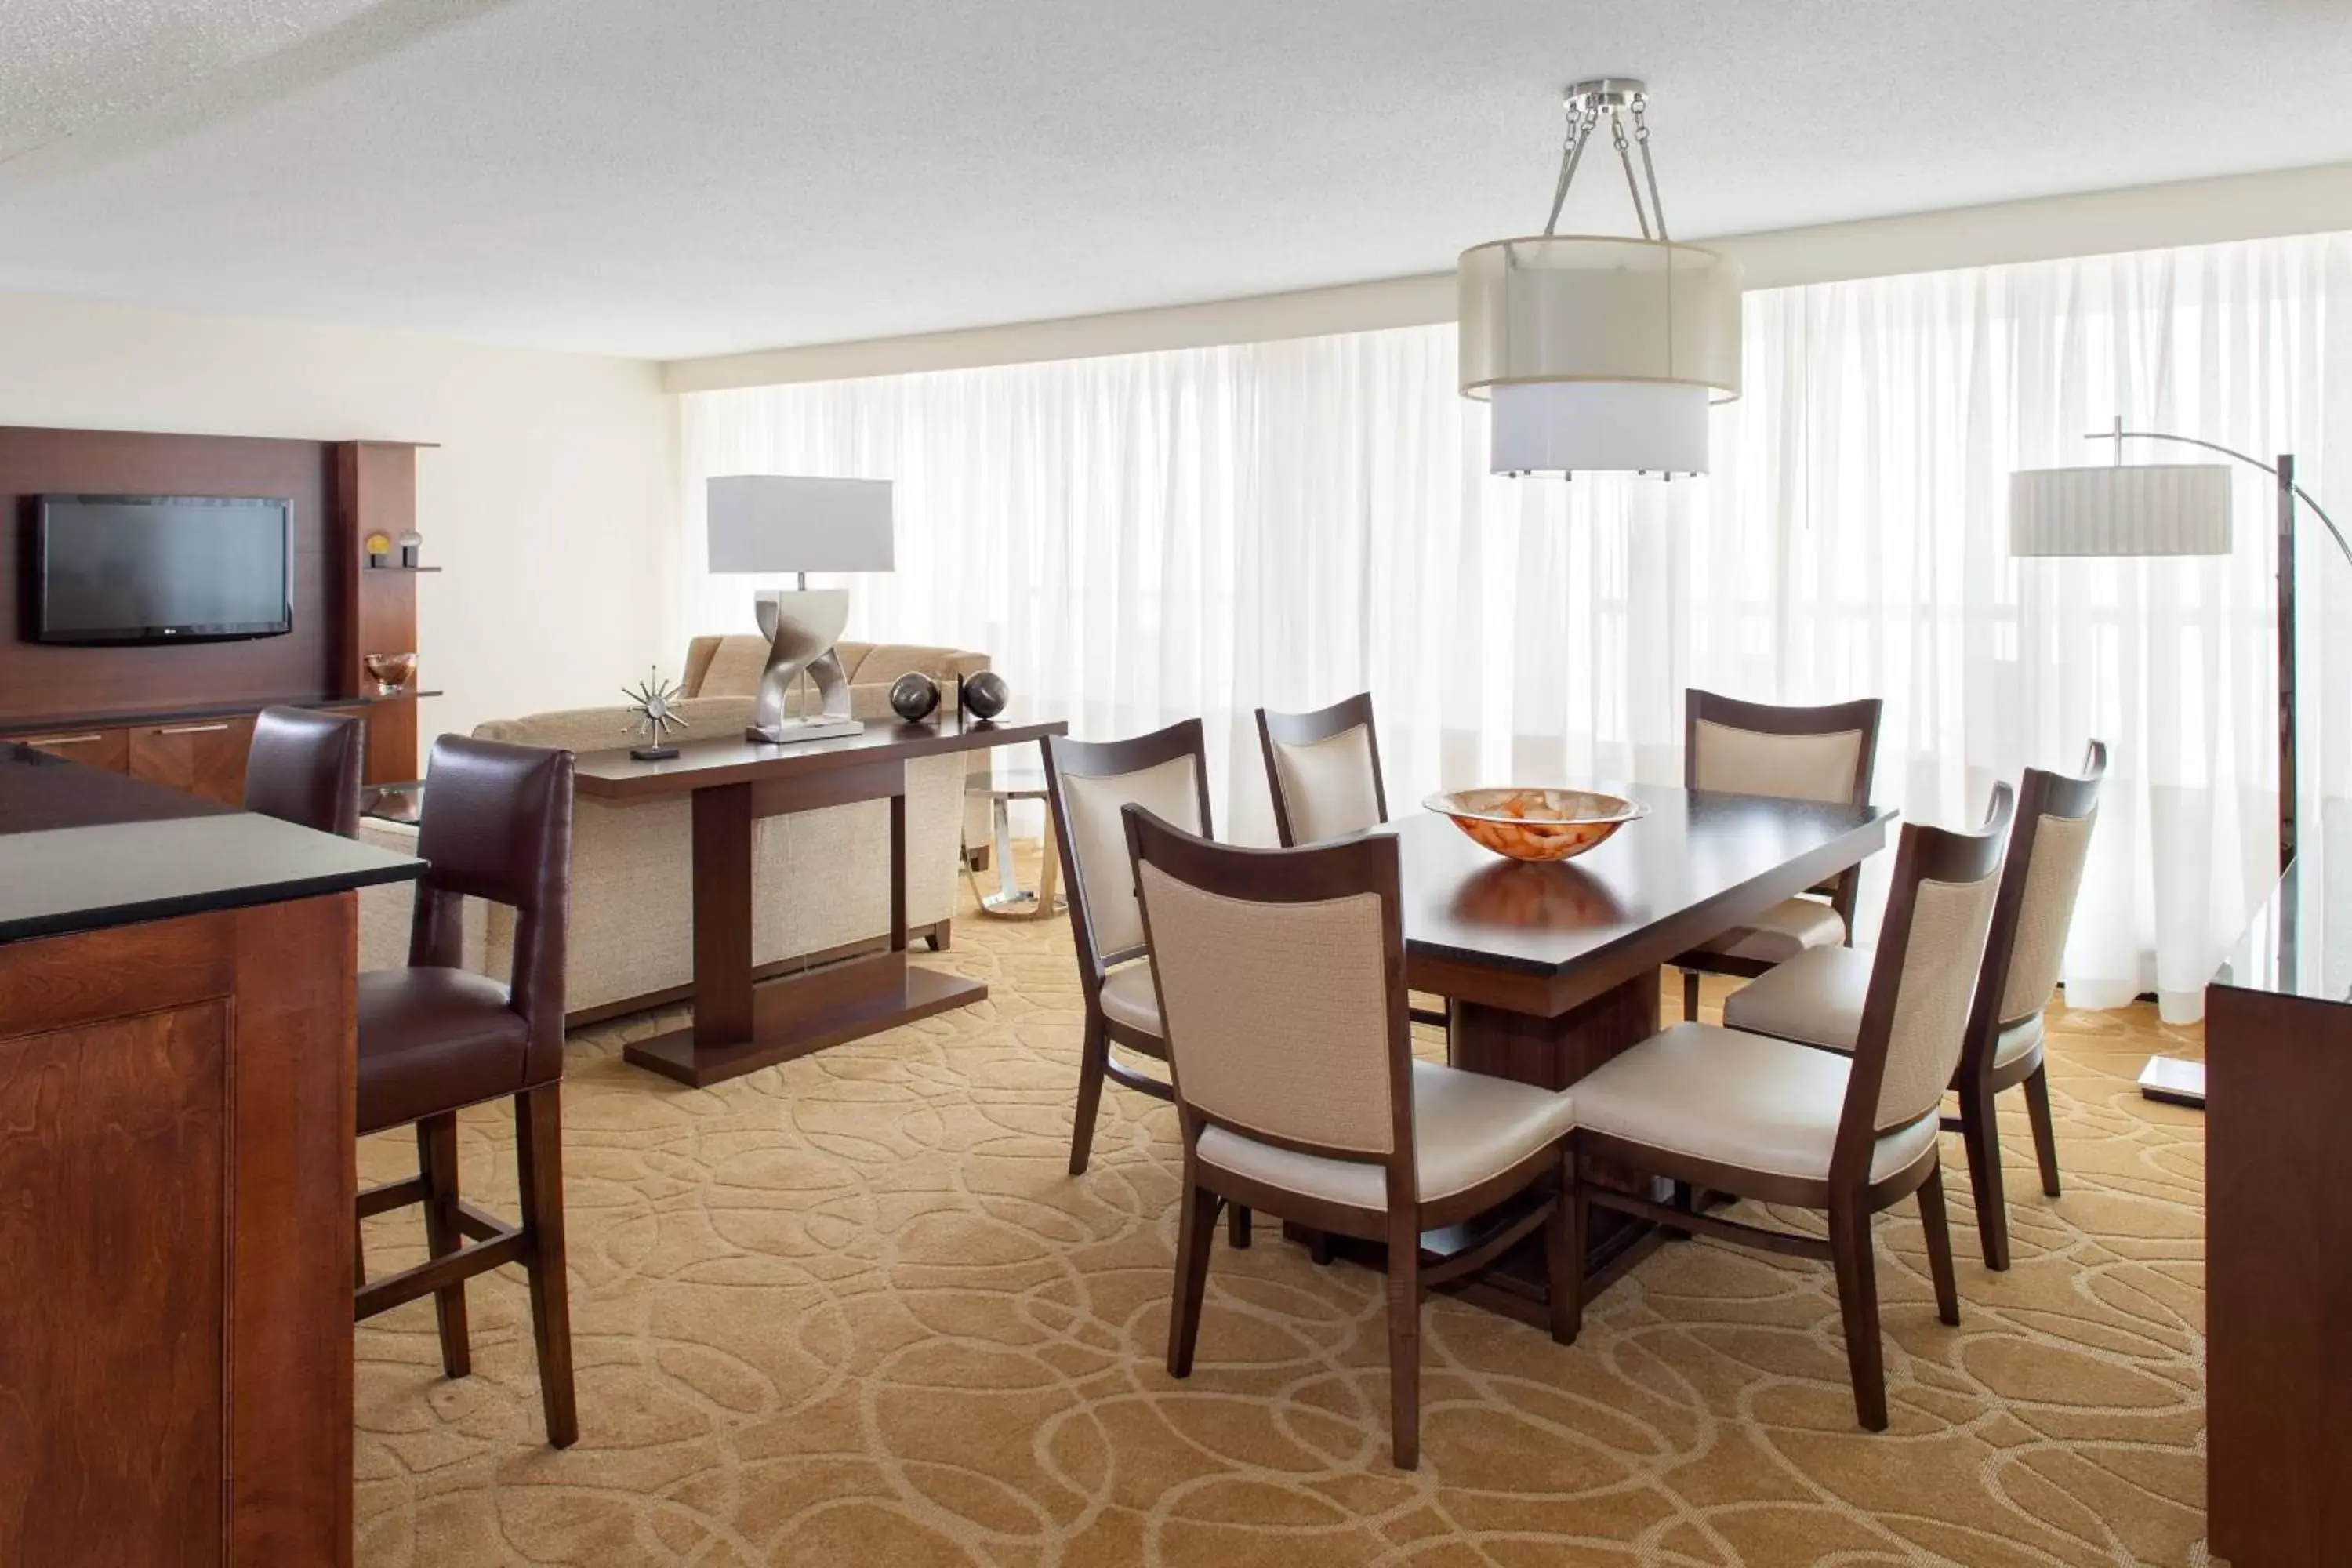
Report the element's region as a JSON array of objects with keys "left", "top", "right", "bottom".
[{"left": 681, "top": 232, "right": 2349, "bottom": 1022}]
